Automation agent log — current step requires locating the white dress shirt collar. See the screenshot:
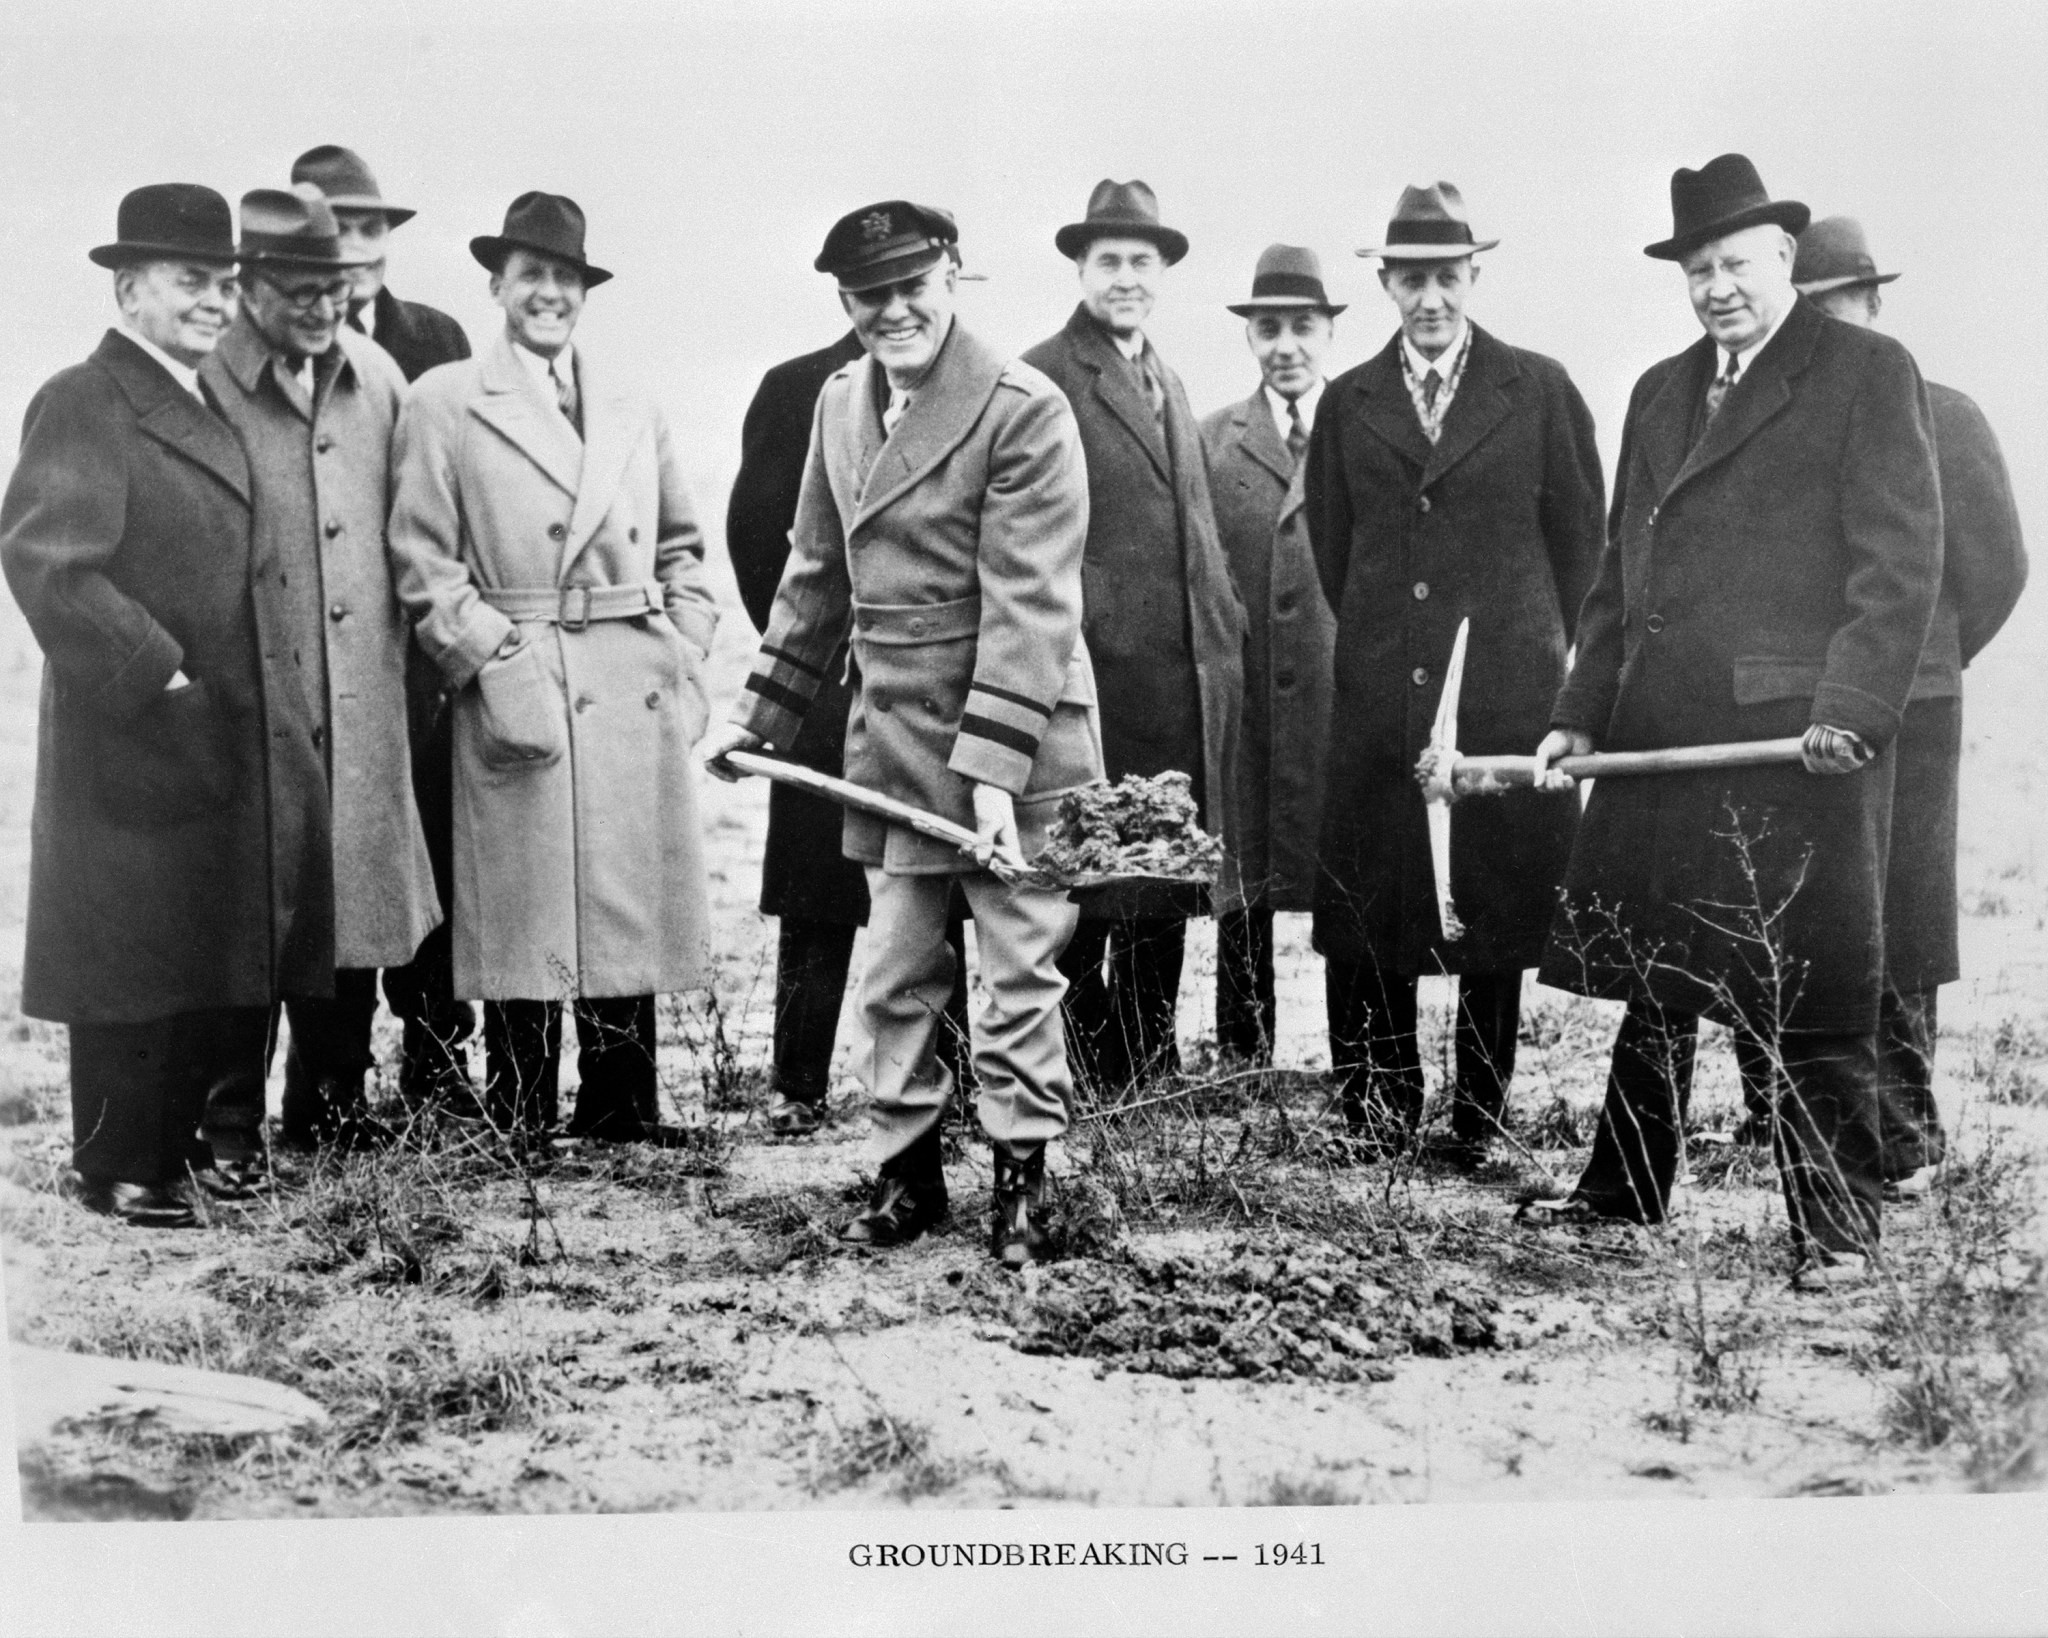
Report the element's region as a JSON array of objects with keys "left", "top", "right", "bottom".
[
  {"left": 120, "top": 327, "right": 203, "bottom": 402},
  {"left": 514, "top": 337, "right": 575, "bottom": 393},
  {"left": 352, "top": 292, "right": 378, "bottom": 341},
  {"left": 1264, "top": 376, "right": 1323, "bottom": 442},
  {"left": 1111, "top": 329, "right": 1146, "bottom": 363},
  {"left": 1721, "top": 301, "right": 1793, "bottom": 384},
  {"left": 1401, "top": 321, "right": 1469, "bottom": 387}
]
